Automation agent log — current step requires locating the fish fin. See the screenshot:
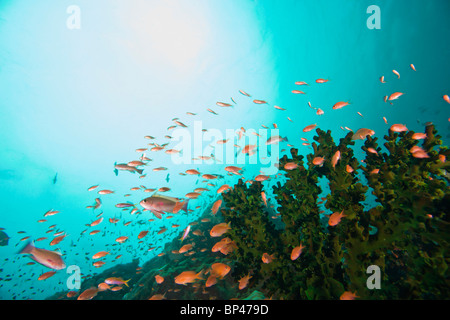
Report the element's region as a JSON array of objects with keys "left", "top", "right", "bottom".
[
  {"left": 152, "top": 211, "right": 163, "bottom": 219},
  {"left": 18, "top": 240, "right": 34, "bottom": 255},
  {"left": 136, "top": 168, "right": 144, "bottom": 175},
  {"left": 114, "top": 169, "right": 118, "bottom": 176}
]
